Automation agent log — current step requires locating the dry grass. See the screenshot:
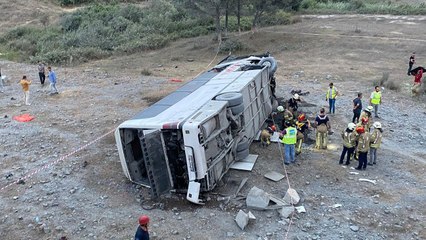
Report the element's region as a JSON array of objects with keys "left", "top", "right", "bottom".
[{"left": 142, "top": 84, "right": 180, "bottom": 104}]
